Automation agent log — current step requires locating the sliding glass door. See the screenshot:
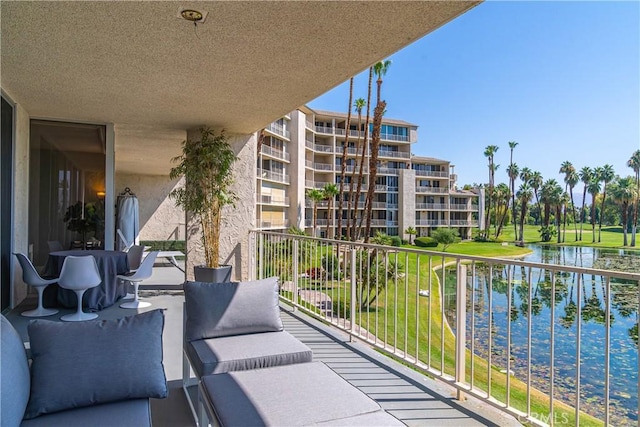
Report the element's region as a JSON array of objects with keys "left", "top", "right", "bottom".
[{"left": 1, "top": 96, "right": 14, "bottom": 311}]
